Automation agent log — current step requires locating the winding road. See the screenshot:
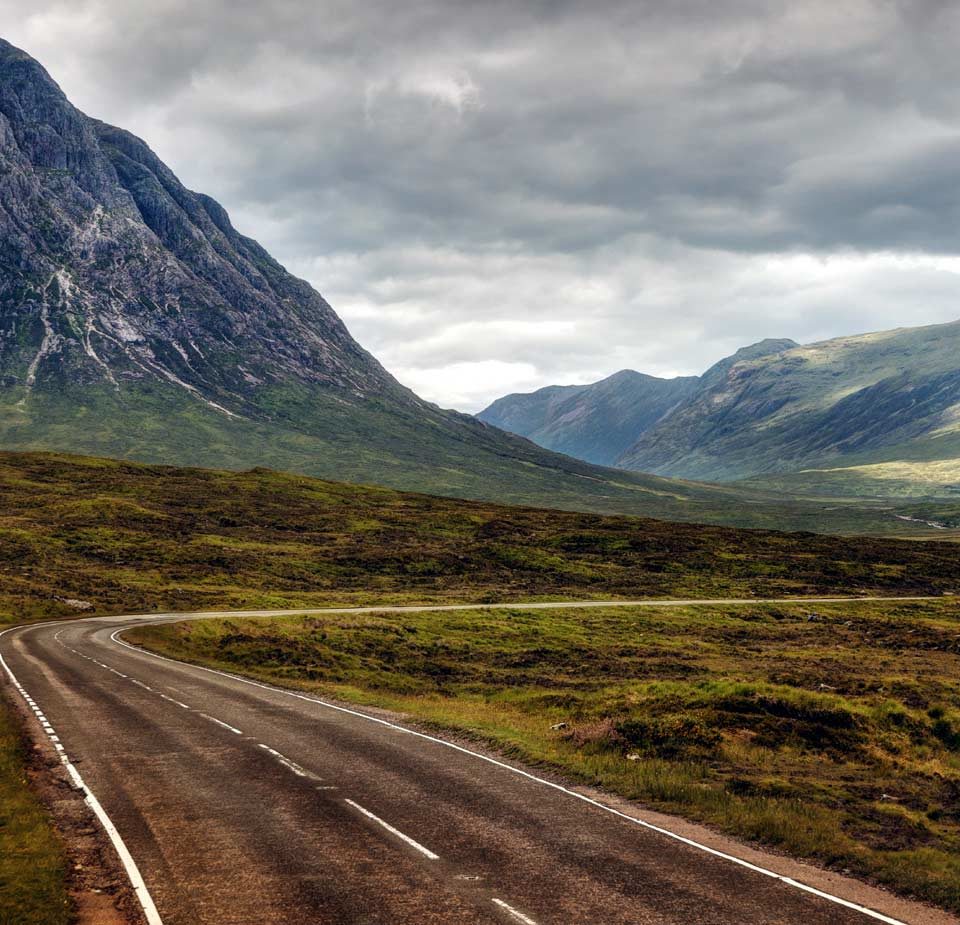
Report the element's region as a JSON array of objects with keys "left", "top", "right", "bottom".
[{"left": 1, "top": 599, "right": 955, "bottom": 925}]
